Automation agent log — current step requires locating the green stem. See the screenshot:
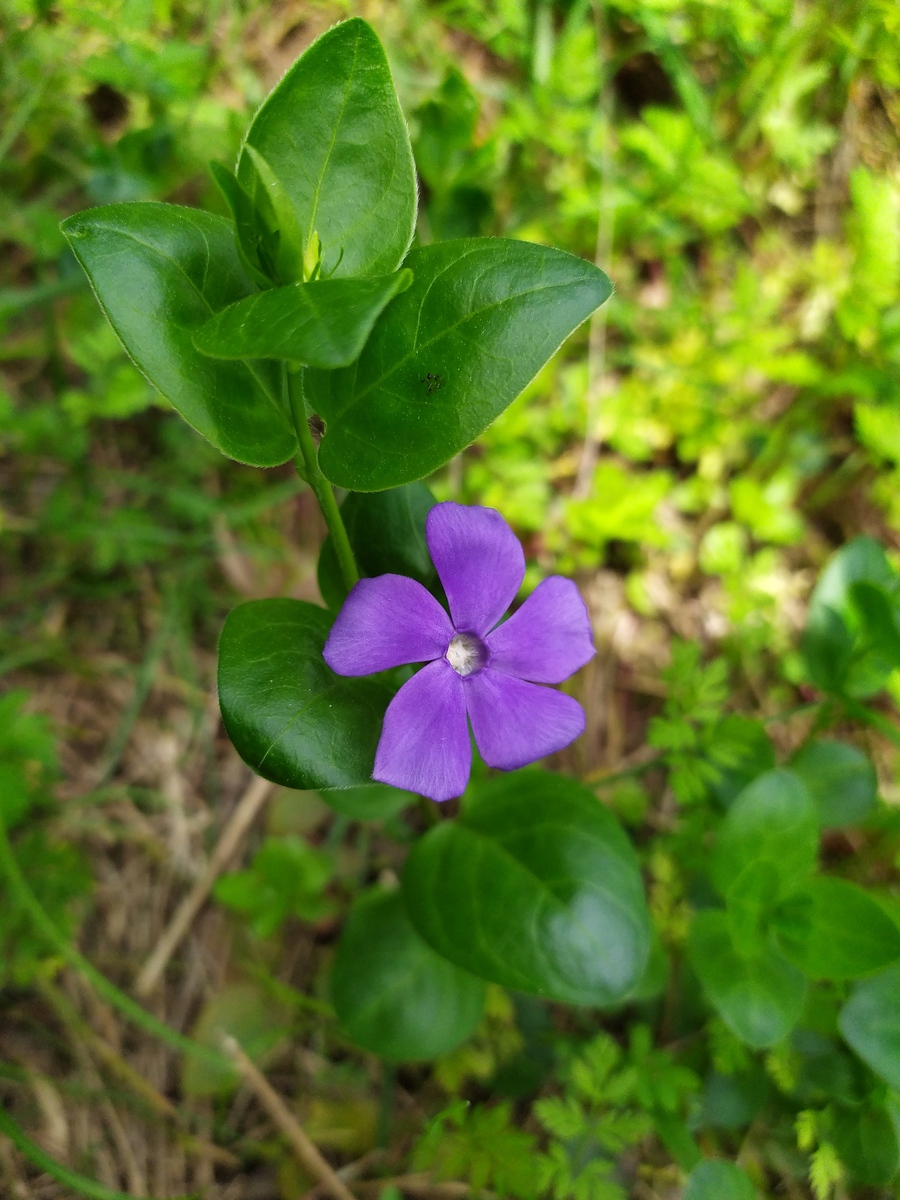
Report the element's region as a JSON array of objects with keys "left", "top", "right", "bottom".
[
  {"left": 0, "top": 818, "right": 227, "bottom": 1073},
  {"left": 0, "top": 1102, "right": 198, "bottom": 1200},
  {"left": 586, "top": 755, "right": 663, "bottom": 787},
  {"left": 286, "top": 368, "right": 359, "bottom": 593}
]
